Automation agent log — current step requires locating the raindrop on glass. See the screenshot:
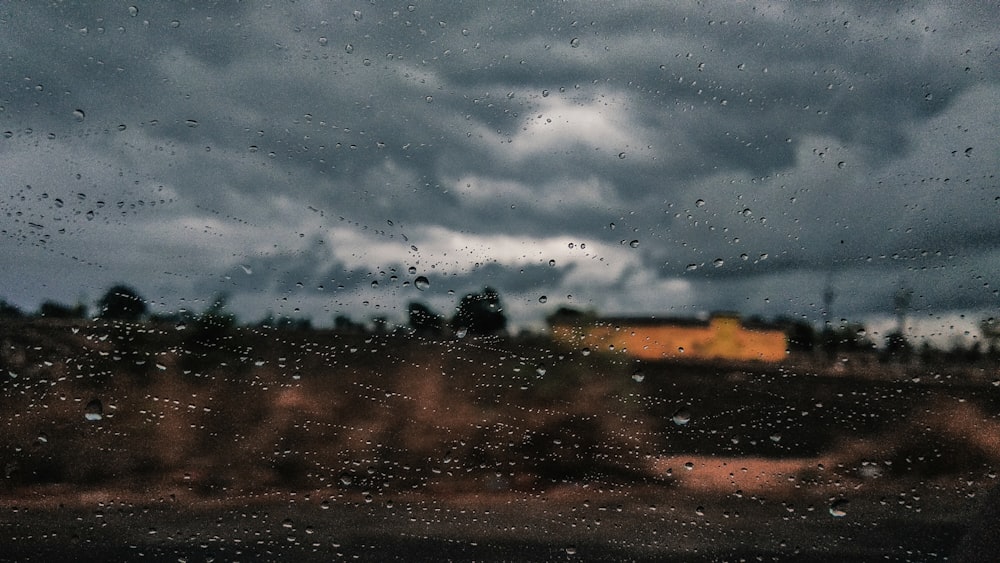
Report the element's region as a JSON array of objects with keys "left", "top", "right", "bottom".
[
  {"left": 414, "top": 276, "right": 430, "bottom": 290},
  {"left": 84, "top": 398, "right": 104, "bottom": 421},
  {"left": 672, "top": 407, "right": 691, "bottom": 426},
  {"left": 569, "top": 37, "right": 580, "bottom": 48}
]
